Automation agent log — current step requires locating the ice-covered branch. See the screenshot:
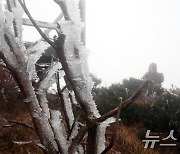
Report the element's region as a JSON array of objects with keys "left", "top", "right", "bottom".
[
  {"left": 49, "top": 110, "right": 68, "bottom": 154},
  {"left": 101, "top": 102, "right": 122, "bottom": 154},
  {"left": 56, "top": 73, "right": 75, "bottom": 134},
  {"left": 68, "top": 126, "right": 87, "bottom": 153},
  {"left": 13, "top": 140, "right": 47, "bottom": 151},
  {"left": 26, "top": 41, "right": 49, "bottom": 81},
  {"left": 97, "top": 80, "right": 150, "bottom": 123},
  {"left": 0, "top": 5, "right": 61, "bottom": 152},
  {"left": 36, "top": 62, "right": 63, "bottom": 118},
  {"left": 6, "top": 120, "right": 34, "bottom": 130},
  {"left": 54, "top": 0, "right": 81, "bottom": 24},
  {"left": 55, "top": 22, "right": 100, "bottom": 119}
]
